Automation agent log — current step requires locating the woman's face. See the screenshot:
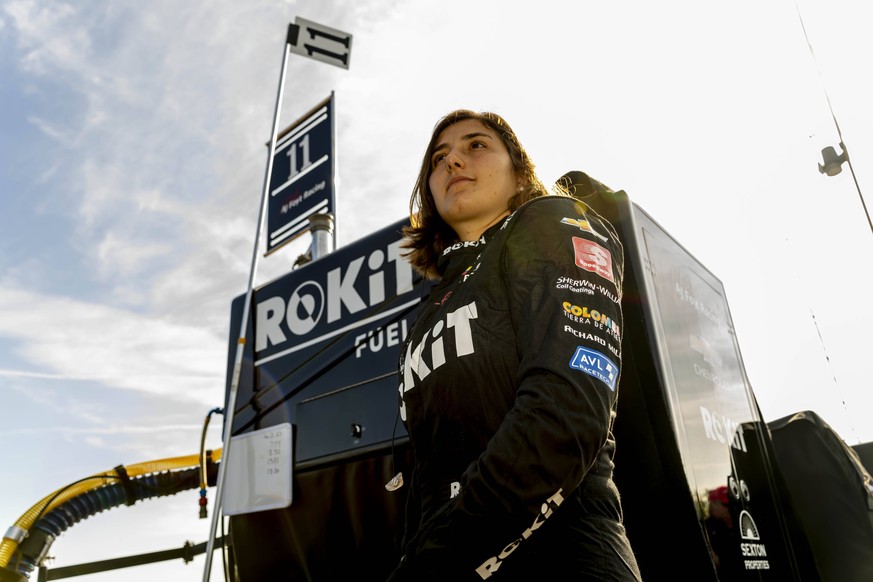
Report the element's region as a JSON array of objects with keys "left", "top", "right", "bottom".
[{"left": 428, "top": 119, "right": 518, "bottom": 241}]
